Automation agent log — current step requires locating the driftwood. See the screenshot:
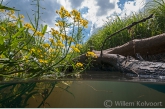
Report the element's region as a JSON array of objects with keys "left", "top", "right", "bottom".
[
  {"left": 94, "top": 33, "right": 165, "bottom": 57},
  {"left": 75, "top": 33, "right": 165, "bottom": 76}
]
